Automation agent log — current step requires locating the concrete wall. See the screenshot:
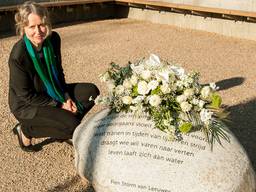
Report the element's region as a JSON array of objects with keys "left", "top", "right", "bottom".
[
  {"left": 126, "top": 7, "right": 256, "bottom": 41},
  {"left": 156, "top": 0, "right": 256, "bottom": 12},
  {"left": 0, "top": 4, "right": 121, "bottom": 37}
]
